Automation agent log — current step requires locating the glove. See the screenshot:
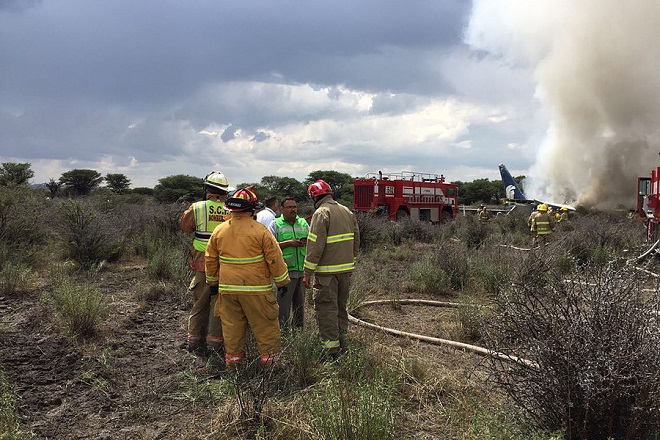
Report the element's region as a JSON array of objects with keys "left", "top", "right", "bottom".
[
  {"left": 277, "top": 286, "right": 288, "bottom": 297},
  {"left": 209, "top": 285, "right": 219, "bottom": 296}
]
